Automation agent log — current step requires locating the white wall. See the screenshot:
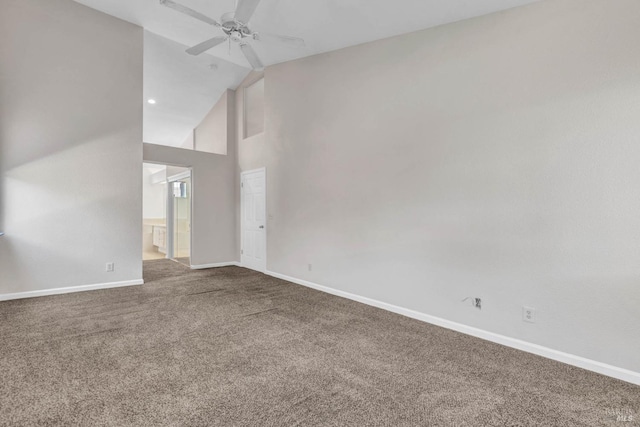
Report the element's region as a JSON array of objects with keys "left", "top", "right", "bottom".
[
  {"left": 237, "top": 0, "right": 640, "bottom": 374},
  {"left": 195, "top": 91, "right": 229, "bottom": 155},
  {"left": 180, "top": 130, "right": 194, "bottom": 150},
  {"left": 143, "top": 165, "right": 166, "bottom": 219},
  {"left": 0, "top": 0, "right": 143, "bottom": 295}
]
